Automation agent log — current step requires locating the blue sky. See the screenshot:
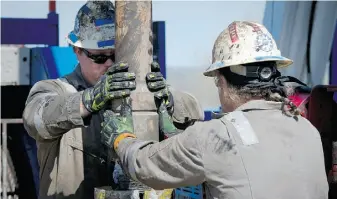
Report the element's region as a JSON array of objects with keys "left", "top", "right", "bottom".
[
  {"left": 1, "top": 0, "right": 267, "bottom": 108},
  {"left": 1, "top": 1, "right": 266, "bottom": 68}
]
